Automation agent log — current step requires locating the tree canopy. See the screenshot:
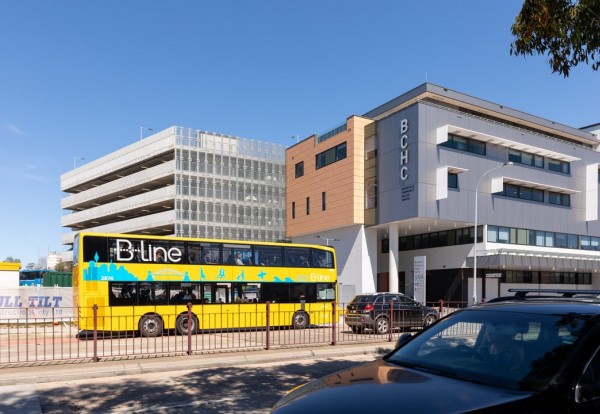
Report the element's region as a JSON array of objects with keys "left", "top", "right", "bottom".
[
  {"left": 54, "top": 261, "right": 71, "bottom": 272},
  {"left": 511, "top": 0, "right": 600, "bottom": 76},
  {"left": 3, "top": 256, "right": 20, "bottom": 263}
]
